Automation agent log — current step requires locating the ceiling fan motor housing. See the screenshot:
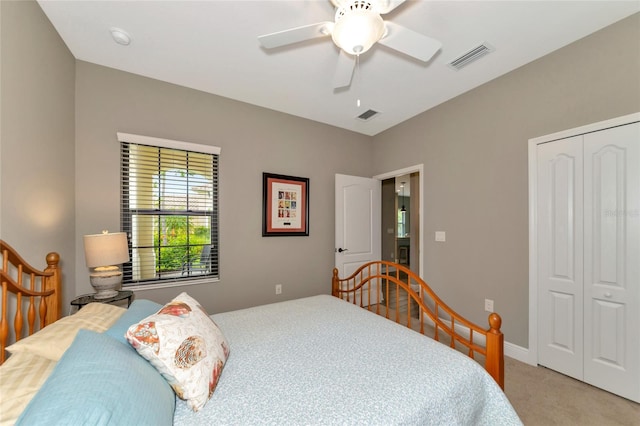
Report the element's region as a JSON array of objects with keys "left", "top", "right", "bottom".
[{"left": 332, "top": 0, "right": 385, "bottom": 55}]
